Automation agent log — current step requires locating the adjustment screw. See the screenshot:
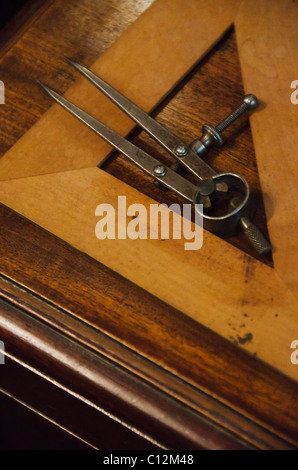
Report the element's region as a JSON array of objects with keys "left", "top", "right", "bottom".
[
  {"left": 174, "top": 144, "right": 188, "bottom": 157},
  {"left": 153, "top": 164, "right": 167, "bottom": 177},
  {"left": 191, "top": 94, "right": 259, "bottom": 156}
]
